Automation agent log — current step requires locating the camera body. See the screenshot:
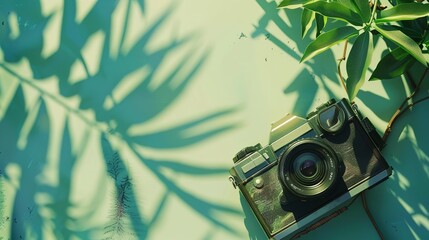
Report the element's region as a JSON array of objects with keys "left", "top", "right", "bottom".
[{"left": 229, "top": 99, "right": 392, "bottom": 240}]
